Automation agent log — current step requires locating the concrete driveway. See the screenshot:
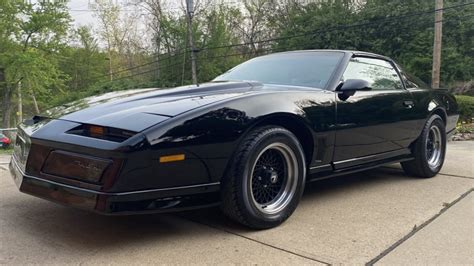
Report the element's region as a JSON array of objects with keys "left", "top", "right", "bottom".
[{"left": 0, "top": 142, "right": 473, "bottom": 265}]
